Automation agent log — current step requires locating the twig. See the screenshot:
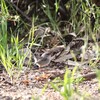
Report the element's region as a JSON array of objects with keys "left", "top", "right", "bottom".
[
  {"left": 50, "top": 71, "right": 97, "bottom": 81},
  {"left": 76, "top": 72, "right": 97, "bottom": 81}
]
